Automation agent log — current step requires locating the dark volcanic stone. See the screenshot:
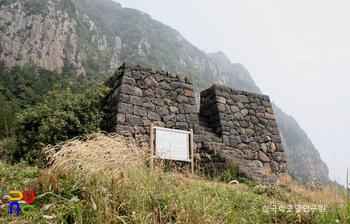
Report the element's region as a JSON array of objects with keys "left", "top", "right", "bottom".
[
  {"left": 126, "top": 114, "right": 143, "bottom": 126},
  {"left": 156, "top": 106, "right": 169, "bottom": 116},
  {"left": 117, "top": 103, "right": 133, "bottom": 114},
  {"left": 144, "top": 89, "right": 154, "bottom": 97},
  {"left": 272, "top": 152, "right": 286, "bottom": 162},
  {"left": 169, "top": 106, "right": 179, "bottom": 113},
  {"left": 158, "top": 81, "right": 172, "bottom": 90},
  {"left": 130, "top": 96, "right": 142, "bottom": 106},
  {"left": 152, "top": 98, "right": 165, "bottom": 107},
  {"left": 189, "top": 114, "right": 199, "bottom": 123},
  {"left": 271, "top": 161, "right": 279, "bottom": 172},
  {"left": 165, "top": 121, "right": 175, "bottom": 128},
  {"left": 276, "top": 143, "right": 284, "bottom": 152},
  {"left": 245, "top": 151, "right": 257, "bottom": 160},
  {"left": 134, "top": 106, "right": 147, "bottom": 117},
  {"left": 163, "top": 113, "right": 176, "bottom": 122},
  {"left": 119, "top": 85, "right": 135, "bottom": 95},
  {"left": 155, "top": 73, "right": 165, "bottom": 82},
  {"left": 271, "top": 135, "right": 282, "bottom": 143},
  {"left": 257, "top": 106, "right": 266, "bottom": 113},
  {"left": 171, "top": 82, "right": 181, "bottom": 89},
  {"left": 121, "top": 76, "right": 135, "bottom": 86},
  {"left": 229, "top": 136, "right": 242, "bottom": 147},
  {"left": 217, "top": 103, "right": 226, "bottom": 112},
  {"left": 116, "top": 113, "right": 125, "bottom": 125},
  {"left": 259, "top": 151, "right": 270, "bottom": 162},
  {"left": 234, "top": 112, "right": 244, "bottom": 120},
  {"left": 177, "top": 95, "right": 189, "bottom": 103},
  {"left": 148, "top": 111, "right": 161, "bottom": 121},
  {"left": 143, "top": 102, "right": 155, "bottom": 111},
  {"left": 184, "top": 104, "right": 197, "bottom": 113},
  {"left": 118, "top": 93, "right": 129, "bottom": 103},
  {"left": 176, "top": 114, "right": 186, "bottom": 122},
  {"left": 132, "top": 71, "right": 141, "bottom": 79},
  {"left": 249, "top": 142, "right": 260, "bottom": 151},
  {"left": 144, "top": 76, "right": 158, "bottom": 87},
  {"left": 233, "top": 95, "right": 249, "bottom": 103},
  {"left": 156, "top": 89, "right": 167, "bottom": 98},
  {"left": 250, "top": 116, "right": 260, "bottom": 124},
  {"left": 169, "top": 91, "right": 178, "bottom": 101},
  {"left": 115, "top": 125, "right": 134, "bottom": 135},
  {"left": 176, "top": 122, "right": 189, "bottom": 130},
  {"left": 241, "top": 135, "right": 250, "bottom": 143}
]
